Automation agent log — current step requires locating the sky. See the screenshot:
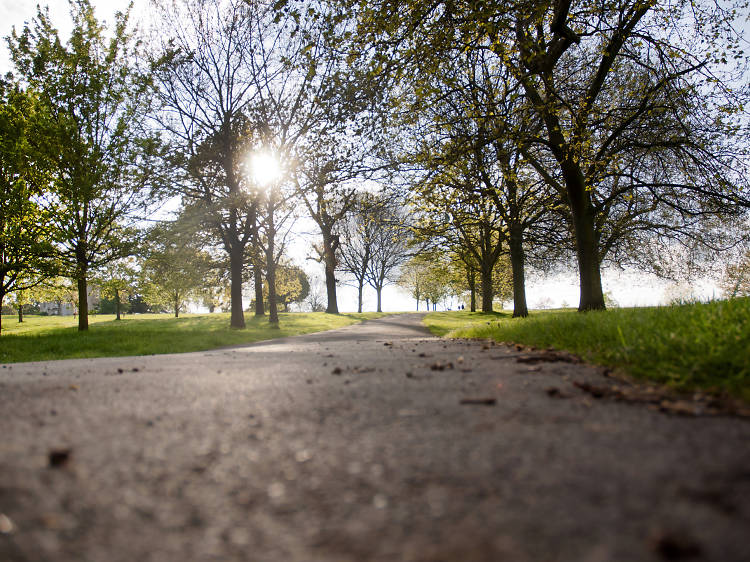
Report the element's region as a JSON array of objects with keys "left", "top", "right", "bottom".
[{"left": 0, "top": 0, "right": 726, "bottom": 312}]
